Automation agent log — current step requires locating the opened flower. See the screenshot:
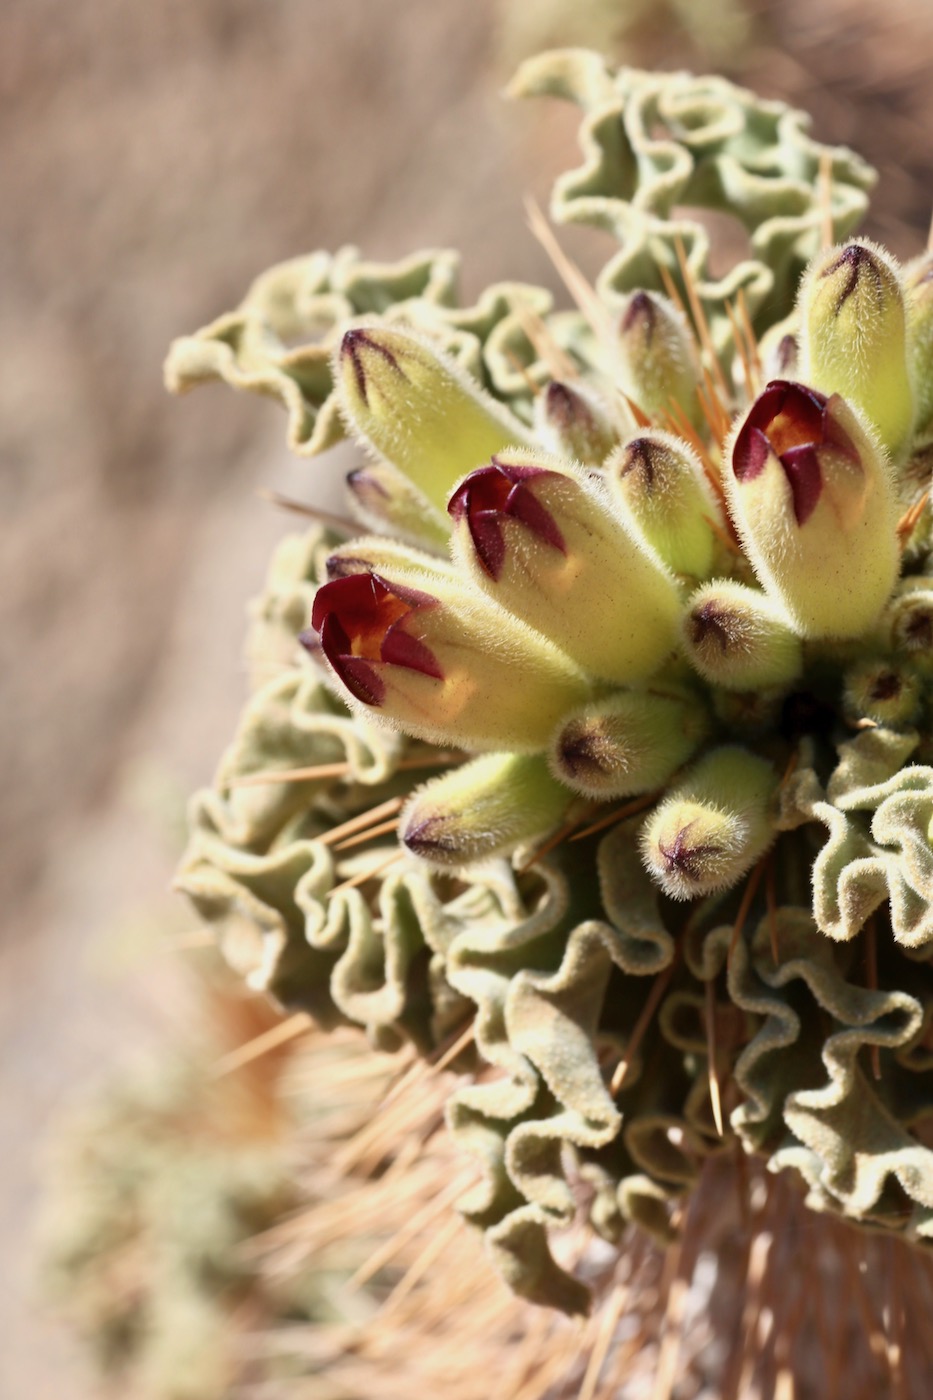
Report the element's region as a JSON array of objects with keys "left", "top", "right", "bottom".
[
  {"left": 726, "top": 379, "right": 899, "bottom": 636},
  {"left": 306, "top": 558, "right": 591, "bottom": 750}
]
